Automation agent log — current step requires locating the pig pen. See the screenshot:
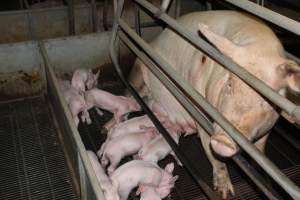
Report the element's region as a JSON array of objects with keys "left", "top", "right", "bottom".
[{"left": 0, "top": 4, "right": 300, "bottom": 200}]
